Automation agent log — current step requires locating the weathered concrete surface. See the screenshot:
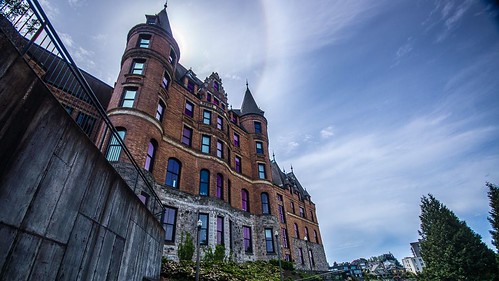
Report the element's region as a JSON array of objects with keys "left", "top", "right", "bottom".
[{"left": 0, "top": 29, "right": 164, "bottom": 280}]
